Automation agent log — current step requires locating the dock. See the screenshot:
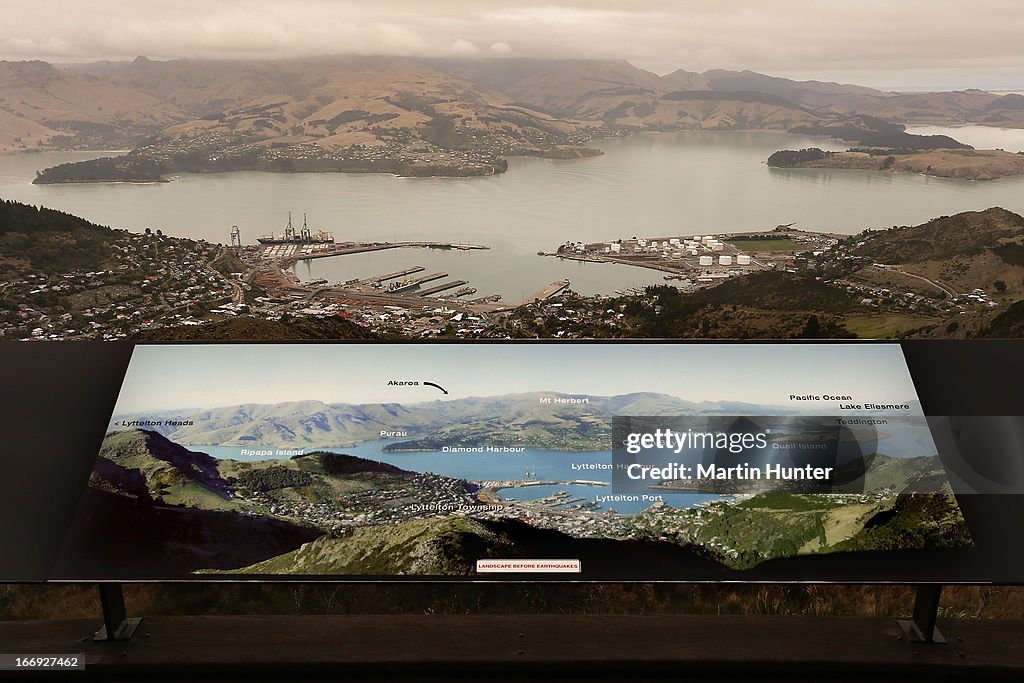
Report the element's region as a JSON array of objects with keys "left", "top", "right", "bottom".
[
  {"left": 360, "top": 266, "right": 424, "bottom": 285},
  {"left": 519, "top": 279, "right": 571, "bottom": 306},
  {"left": 389, "top": 272, "right": 448, "bottom": 293},
  {"left": 417, "top": 280, "right": 469, "bottom": 297},
  {"left": 289, "top": 241, "right": 490, "bottom": 261},
  {"left": 480, "top": 479, "right": 609, "bottom": 491}
]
